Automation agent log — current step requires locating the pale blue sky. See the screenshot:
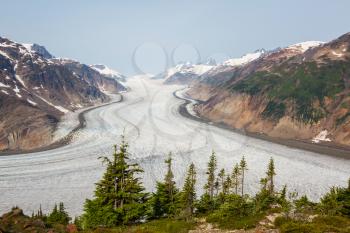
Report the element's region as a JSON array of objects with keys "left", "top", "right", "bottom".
[{"left": 1, "top": 0, "right": 350, "bottom": 75}]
